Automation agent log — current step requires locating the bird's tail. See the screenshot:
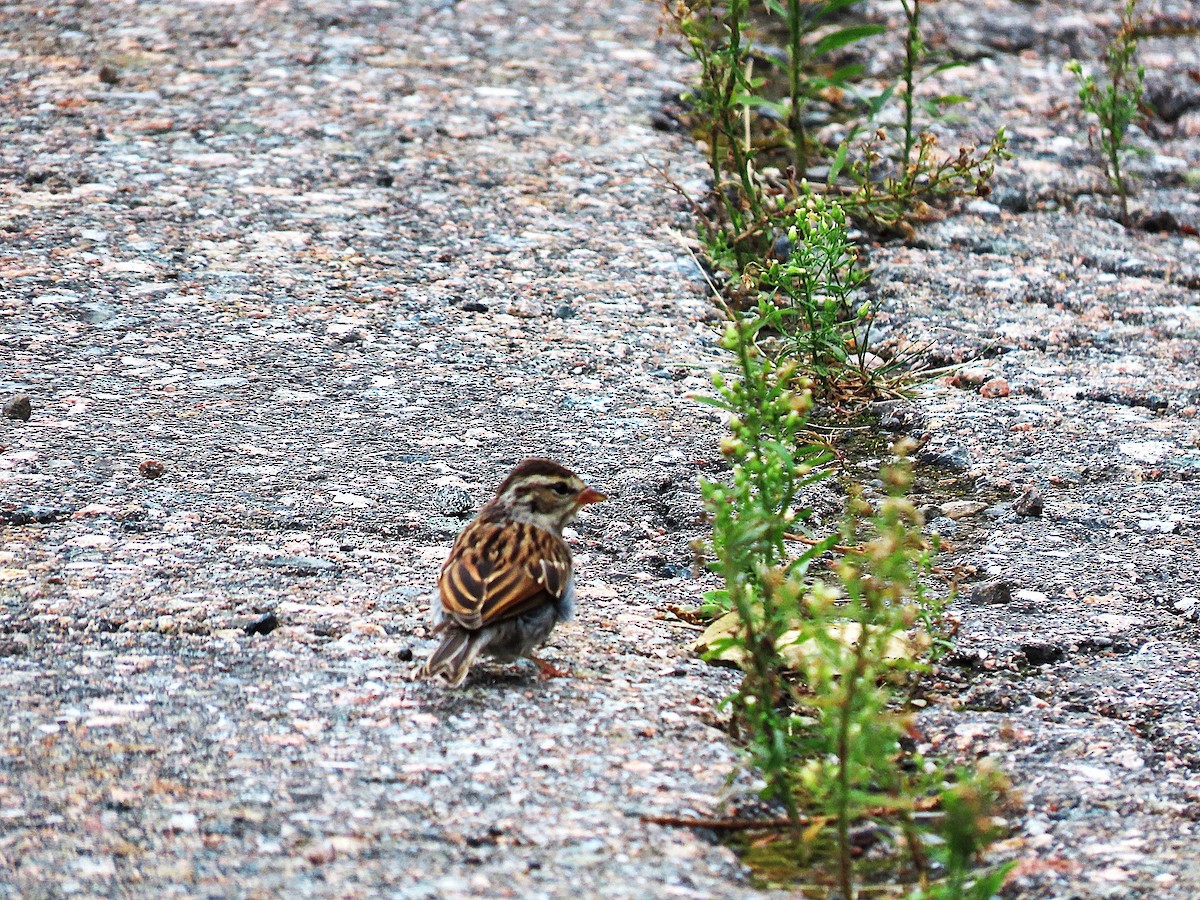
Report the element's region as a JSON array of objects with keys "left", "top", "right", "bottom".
[{"left": 419, "top": 626, "right": 490, "bottom": 687}]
